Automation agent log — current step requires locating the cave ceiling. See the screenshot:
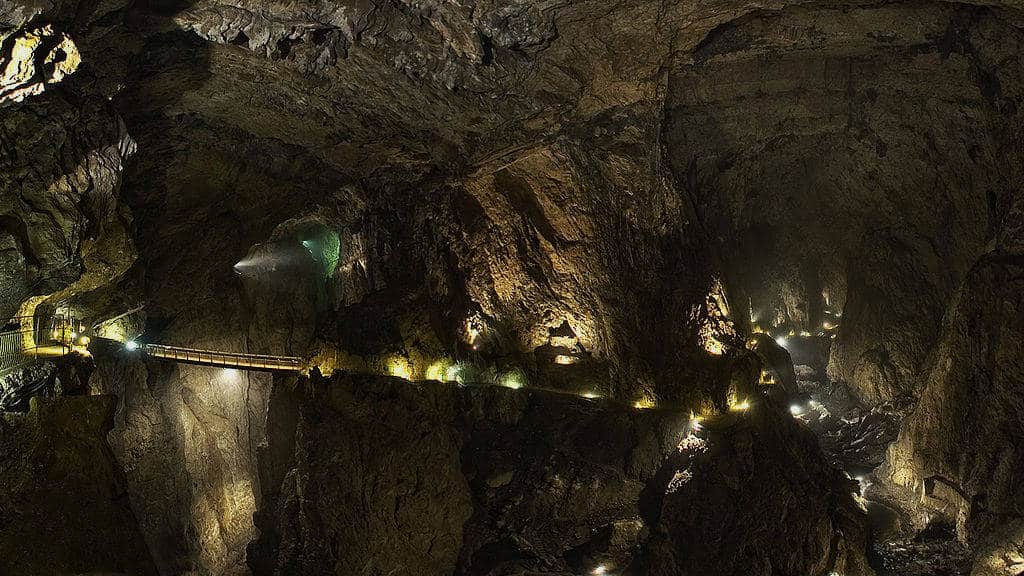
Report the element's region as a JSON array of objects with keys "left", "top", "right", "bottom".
[{"left": 3, "top": 0, "right": 1024, "bottom": 574}]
